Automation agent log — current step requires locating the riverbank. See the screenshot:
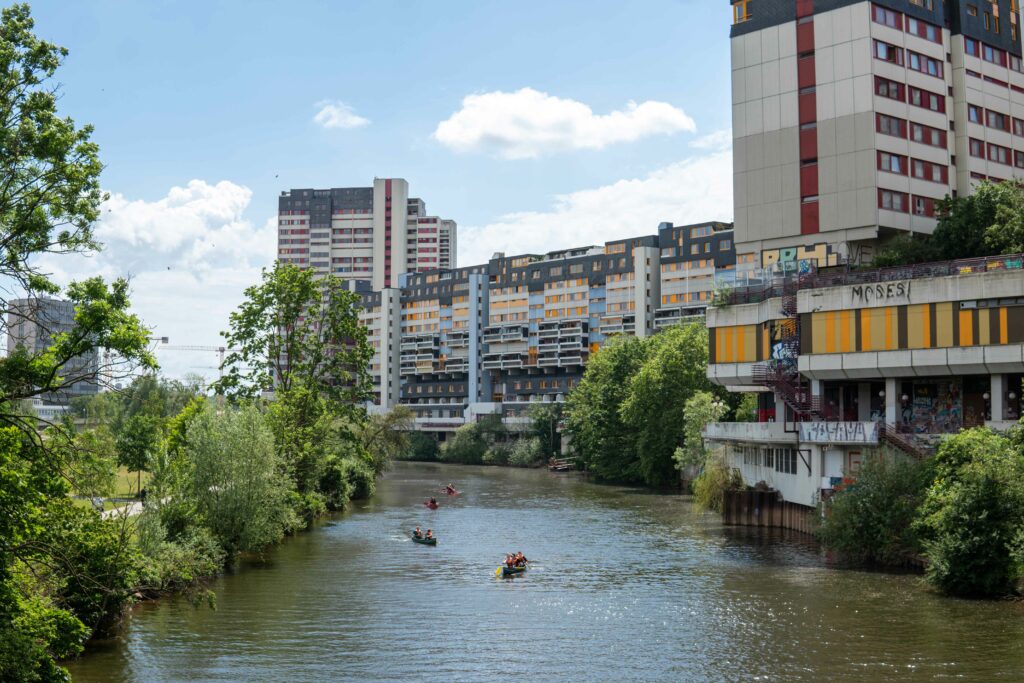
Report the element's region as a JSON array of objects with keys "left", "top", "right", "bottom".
[{"left": 66, "top": 462, "right": 1024, "bottom": 682}]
